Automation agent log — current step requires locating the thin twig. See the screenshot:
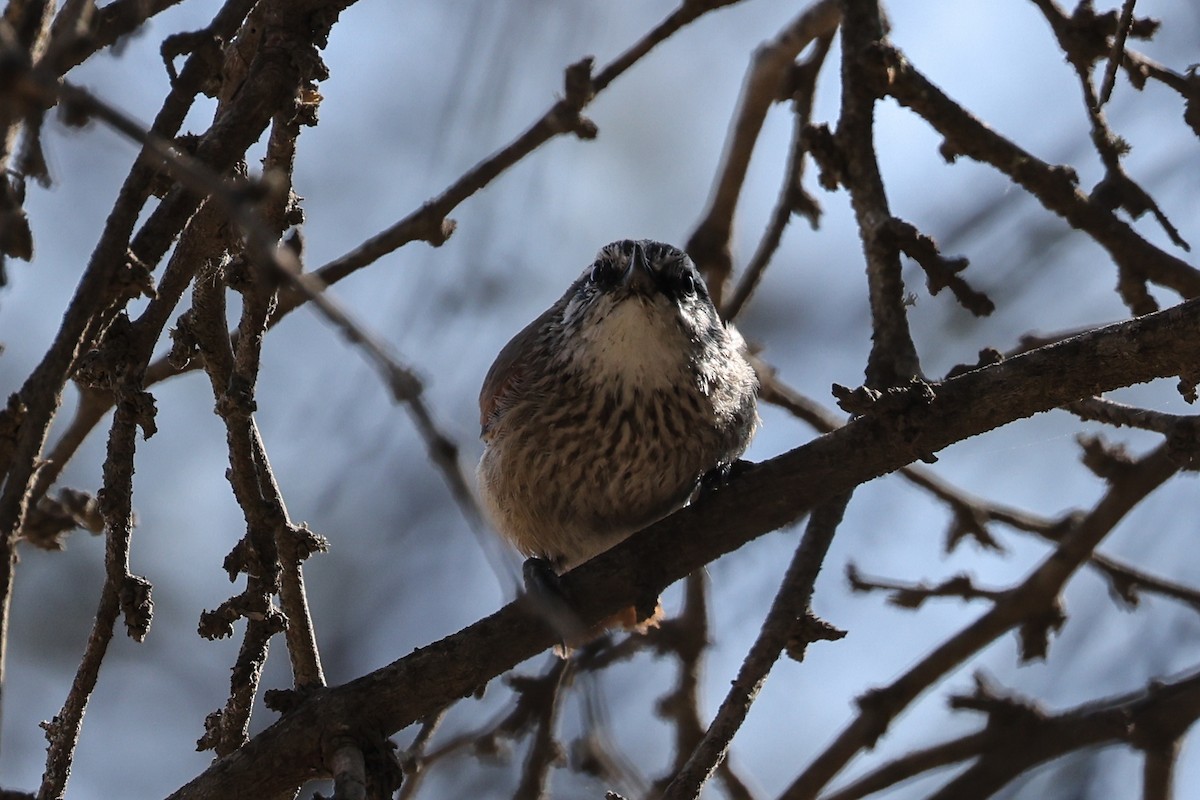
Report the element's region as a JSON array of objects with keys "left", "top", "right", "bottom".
[
  {"left": 1030, "top": 0, "right": 1188, "bottom": 315},
  {"left": 512, "top": 658, "right": 572, "bottom": 800},
  {"left": 821, "top": 669, "right": 1200, "bottom": 800},
  {"left": 661, "top": 495, "right": 849, "bottom": 800},
  {"left": 838, "top": 0, "right": 921, "bottom": 386},
  {"left": 651, "top": 572, "right": 712, "bottom": 794},
  {"left": 724, "top": 32, "right": 834, "bottom": 320},
  {"left": 687, "top": 0, "right": 841, "bottom": 307},
  {"left": 299, "top": 0, "right": 754, "bottom": 299},
  {"left": 0, "top": 0, "right": 74, "bottom": 744},
  {"left": 1098, "top": 0, "right": 1137, "bottom": 107},
  {"left": 759, "top": 366, "right": 1200, "bottom": 613},
  {"left": 817, "top": 732, "right": 992, "bottom": 800},
  {"left": 1066, "top": 396, "right": 1195, "bottom": 434},
  {"left": 52, "top": 0, "right": 186, "bottom": 74},
  {"left": 190, "top": 257, "right": 283, "bottom": 756},
  {"left": 881, "top": 43, "right": 1200, "bottom": 305},
  {"left": 38, "top": 389, "right": 151, "bottom": 799},
  {"left": 778, "top": 443, "right": 1180, "bottom": 799},
  {"left": 846, "top": 564, "right": 1005, "bottom": 609},
  {"left": 396, "top": 709, "right": 448, "bottom": 799}
]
